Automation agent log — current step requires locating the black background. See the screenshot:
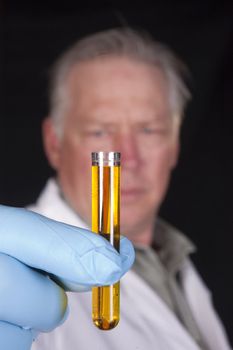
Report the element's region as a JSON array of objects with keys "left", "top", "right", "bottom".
[{"left": 1, "top": 0, "right": 233, "bottom": 344}]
